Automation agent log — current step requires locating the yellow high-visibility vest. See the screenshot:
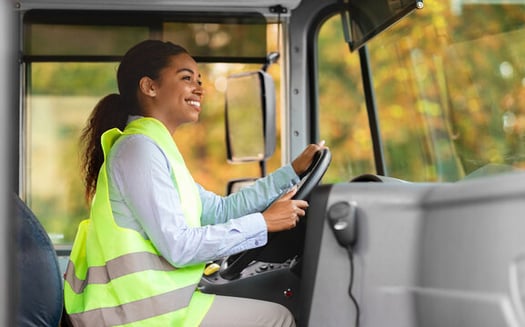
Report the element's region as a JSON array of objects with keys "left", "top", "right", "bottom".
[{"left": 64, "top": 117, "right": 214, "bottom": 326}]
